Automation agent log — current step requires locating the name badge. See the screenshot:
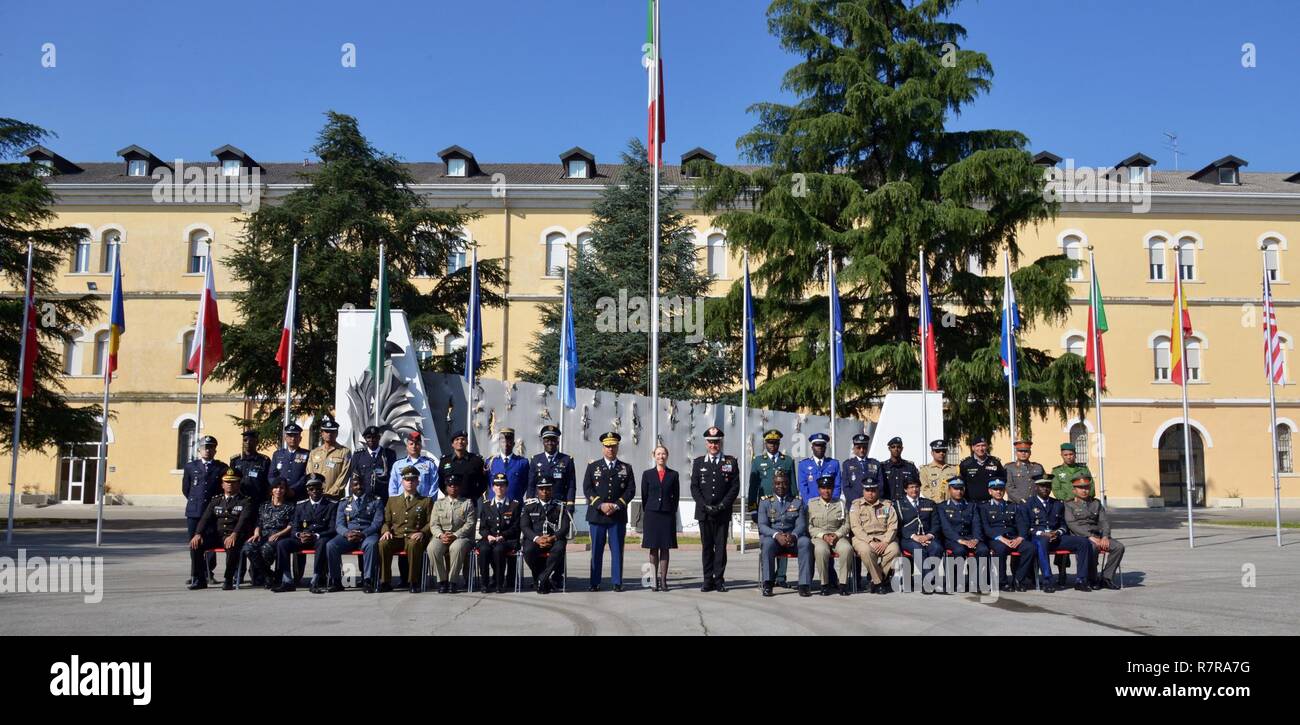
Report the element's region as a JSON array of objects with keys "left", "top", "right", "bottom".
[
  {"left": 552, "top": 471, "right": 561, "bottom": 479},
  {"left": 249, "top": 470, "right": 259, "bottom": 478},
  {"left": 327, "top": 461, "right": 336, "bottom": 469}
]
